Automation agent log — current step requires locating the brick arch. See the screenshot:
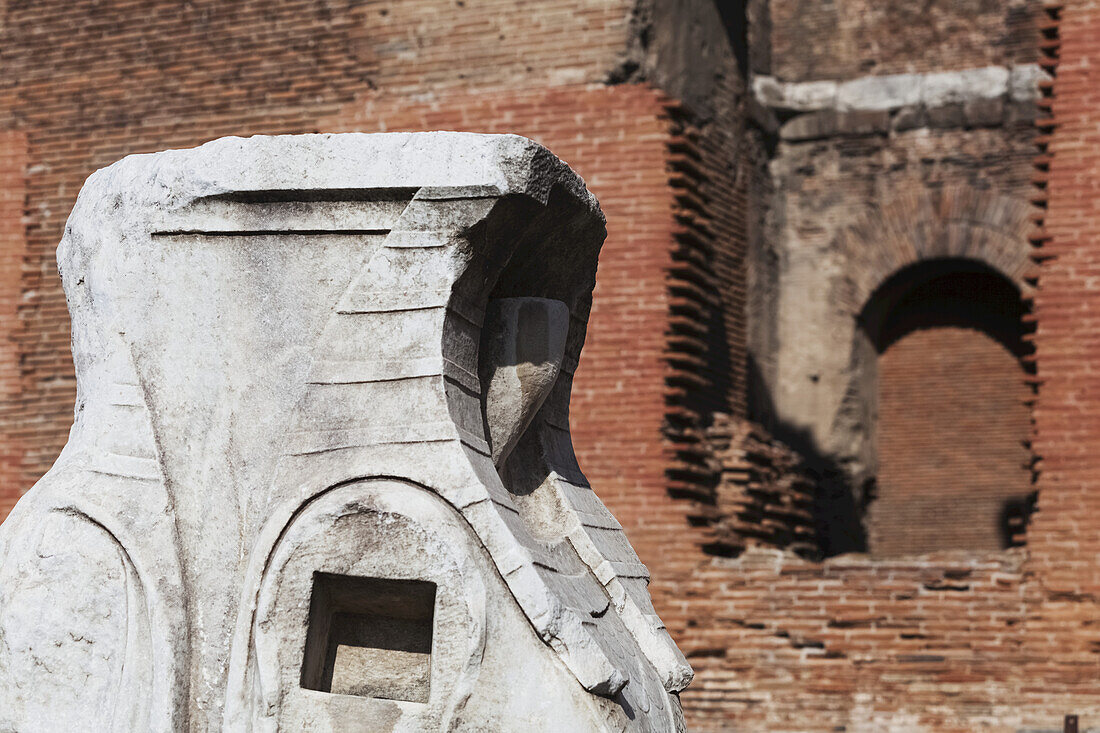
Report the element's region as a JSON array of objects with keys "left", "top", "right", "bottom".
[{"left": 834, "top": 185, "right": 1033, "bottom": 316}]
